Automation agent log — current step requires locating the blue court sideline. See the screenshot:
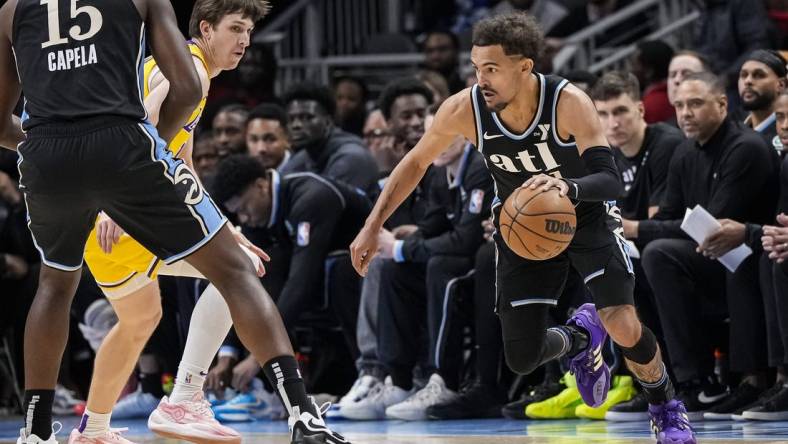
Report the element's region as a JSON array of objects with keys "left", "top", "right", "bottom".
[{"left": 2, "top": 417, "right": 788, "bottom": 442}]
